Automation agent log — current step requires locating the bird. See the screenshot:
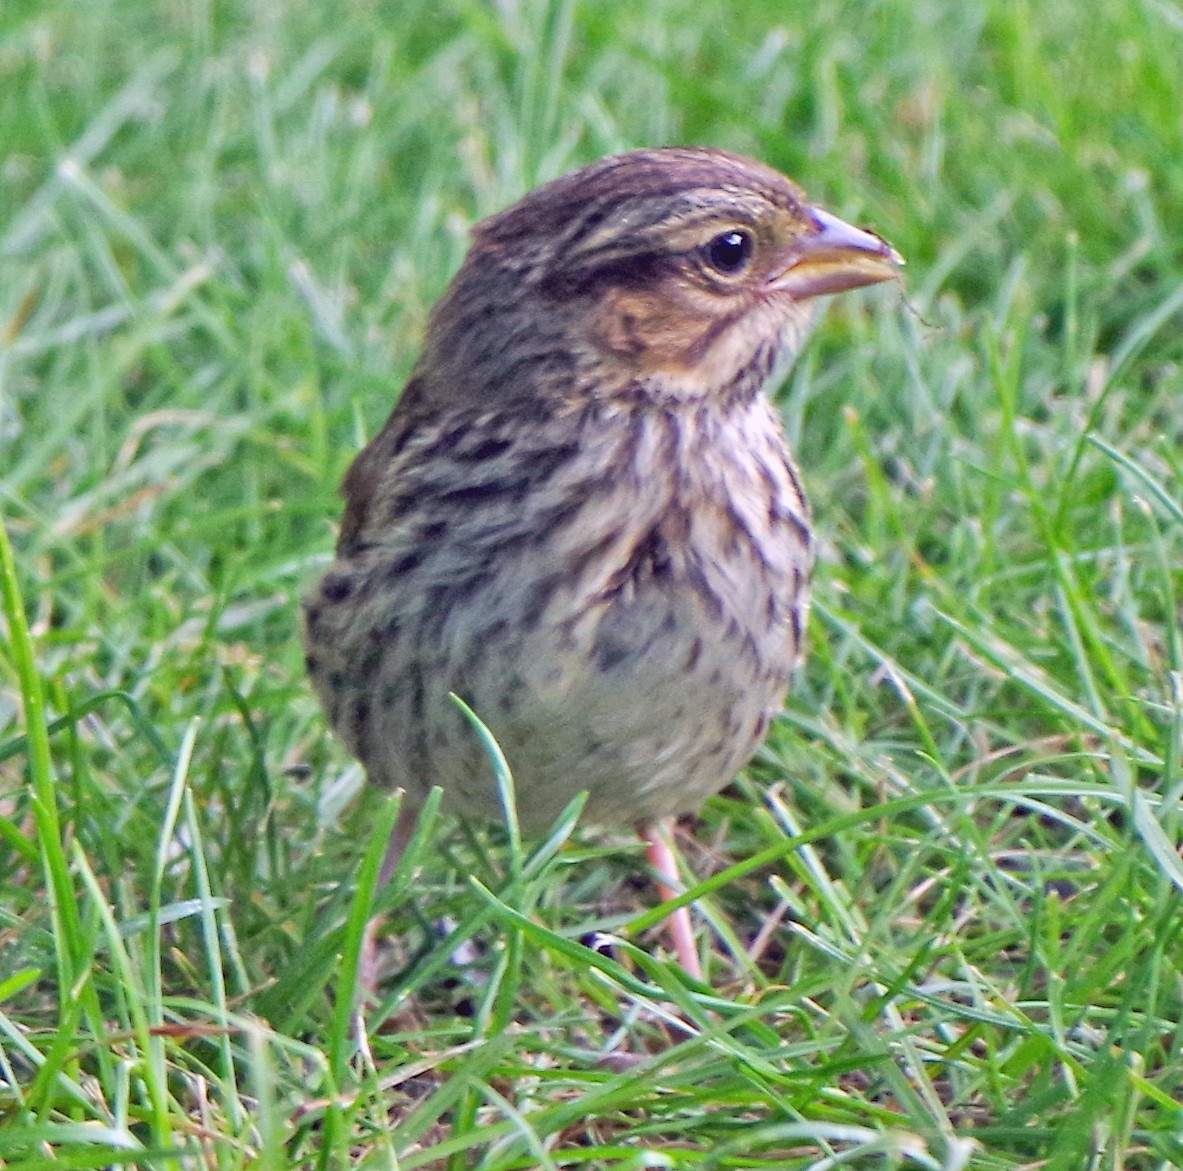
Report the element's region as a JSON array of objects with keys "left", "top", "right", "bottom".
[{"left": 303, "top": 146, "right": 901, "bottom": 981}]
